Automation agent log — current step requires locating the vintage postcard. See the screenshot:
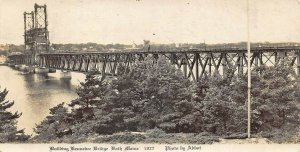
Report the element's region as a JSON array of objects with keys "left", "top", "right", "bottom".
[{"left": 0, "top": 0, "right": 300, "bottom": 151}]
